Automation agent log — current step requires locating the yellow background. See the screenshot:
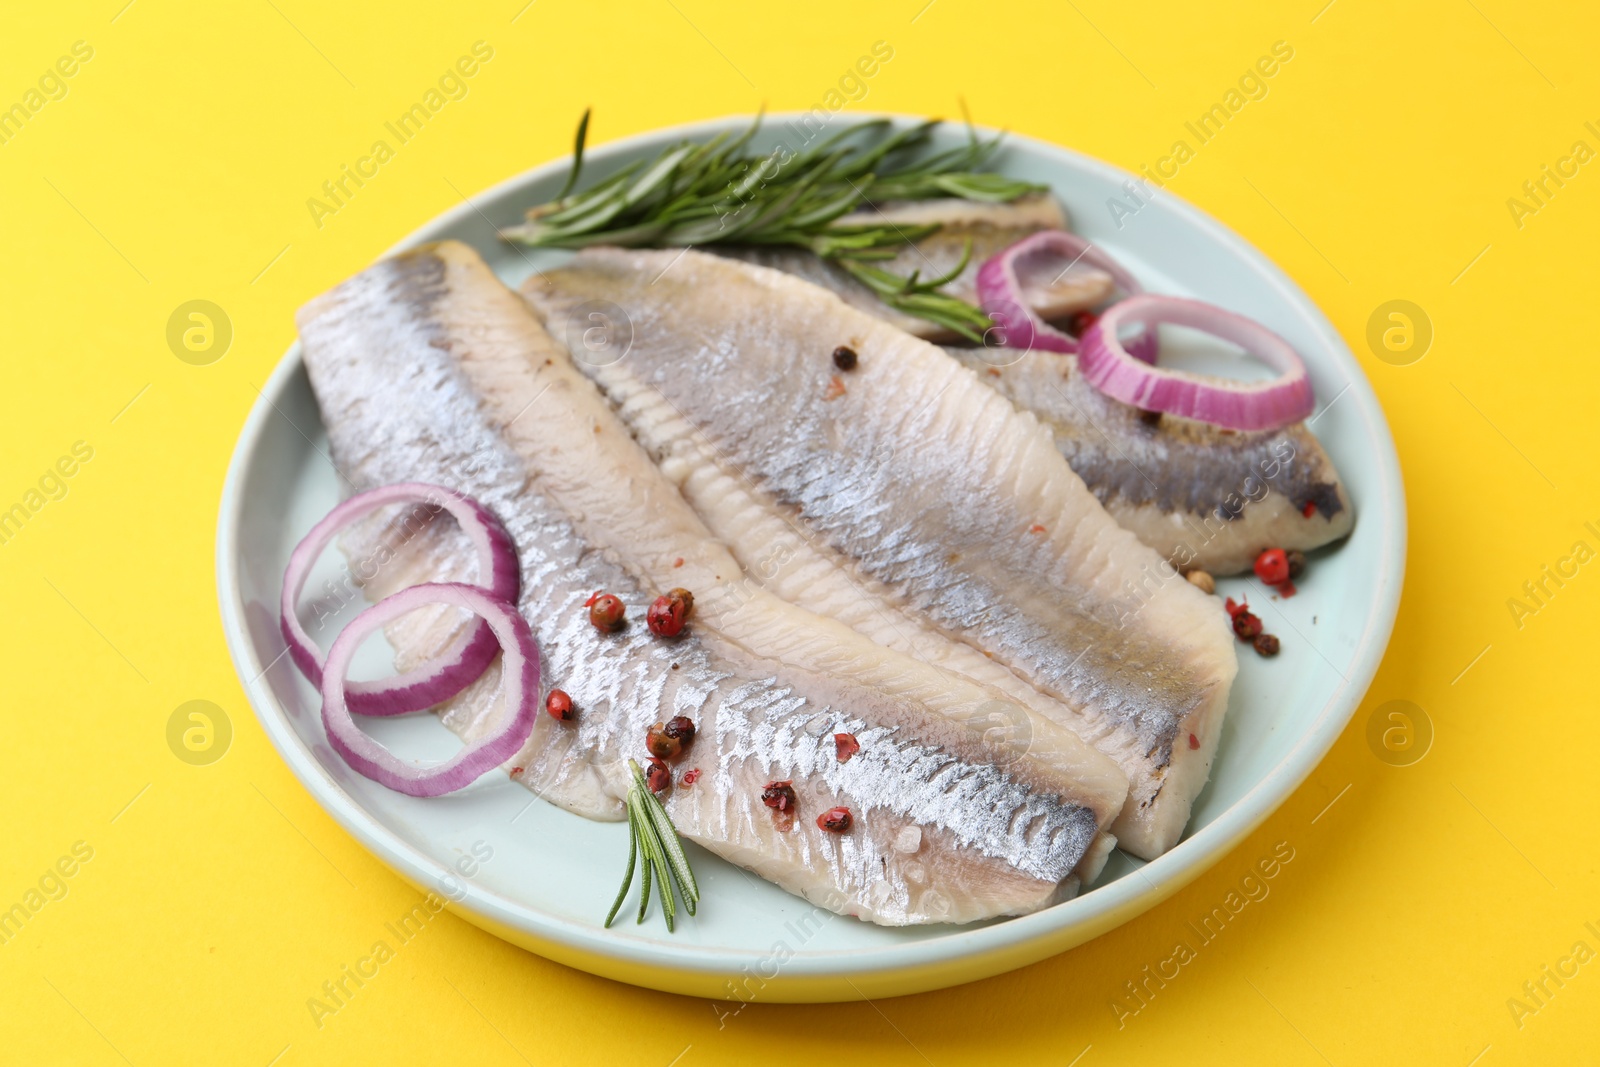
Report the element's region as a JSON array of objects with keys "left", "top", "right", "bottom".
[{"left": 2, "top": 0, "right": 1595, "bottom": 1063}]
